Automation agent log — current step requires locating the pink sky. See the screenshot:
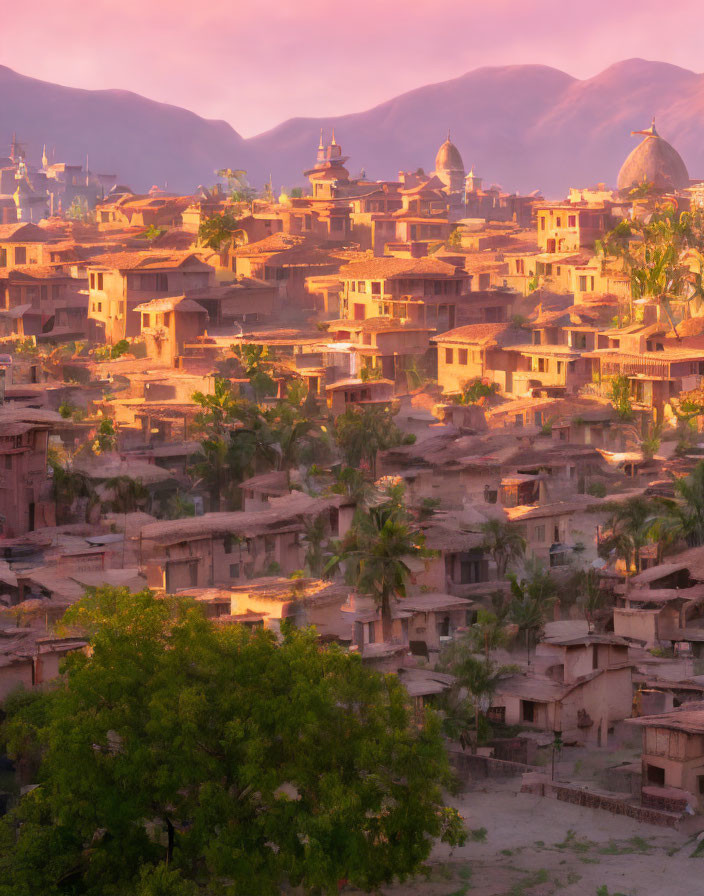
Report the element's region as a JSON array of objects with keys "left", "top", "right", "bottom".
[{"left": 3, "top": 0, "right": 701, "bottom": 136}]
